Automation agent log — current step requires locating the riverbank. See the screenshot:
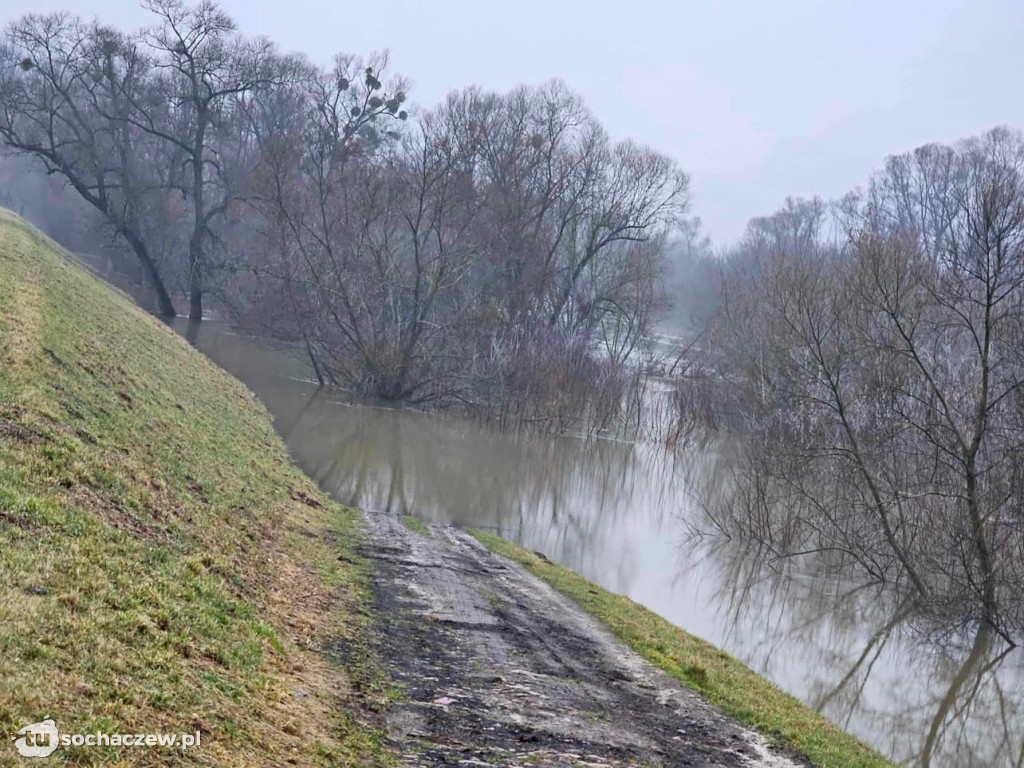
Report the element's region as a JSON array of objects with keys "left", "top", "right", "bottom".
[
  {"left": 471, "top": 532, "right": 895, "bottom": 768},
  {"left": 0, "top": 210, "right": 388, "bottom": 766}
]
